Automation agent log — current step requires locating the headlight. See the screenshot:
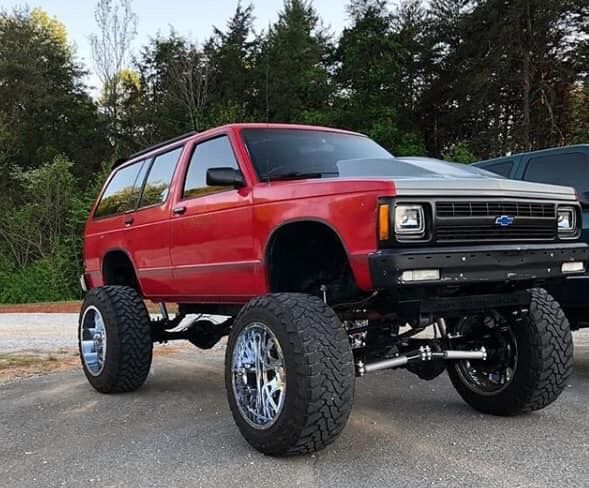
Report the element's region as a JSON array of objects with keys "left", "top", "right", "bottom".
[
  {"left": 394, "top": 204, "right": 425, "bottom": 237},
  {"left": 557, "top": 206, "right": 576, "bottom": 236}
]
